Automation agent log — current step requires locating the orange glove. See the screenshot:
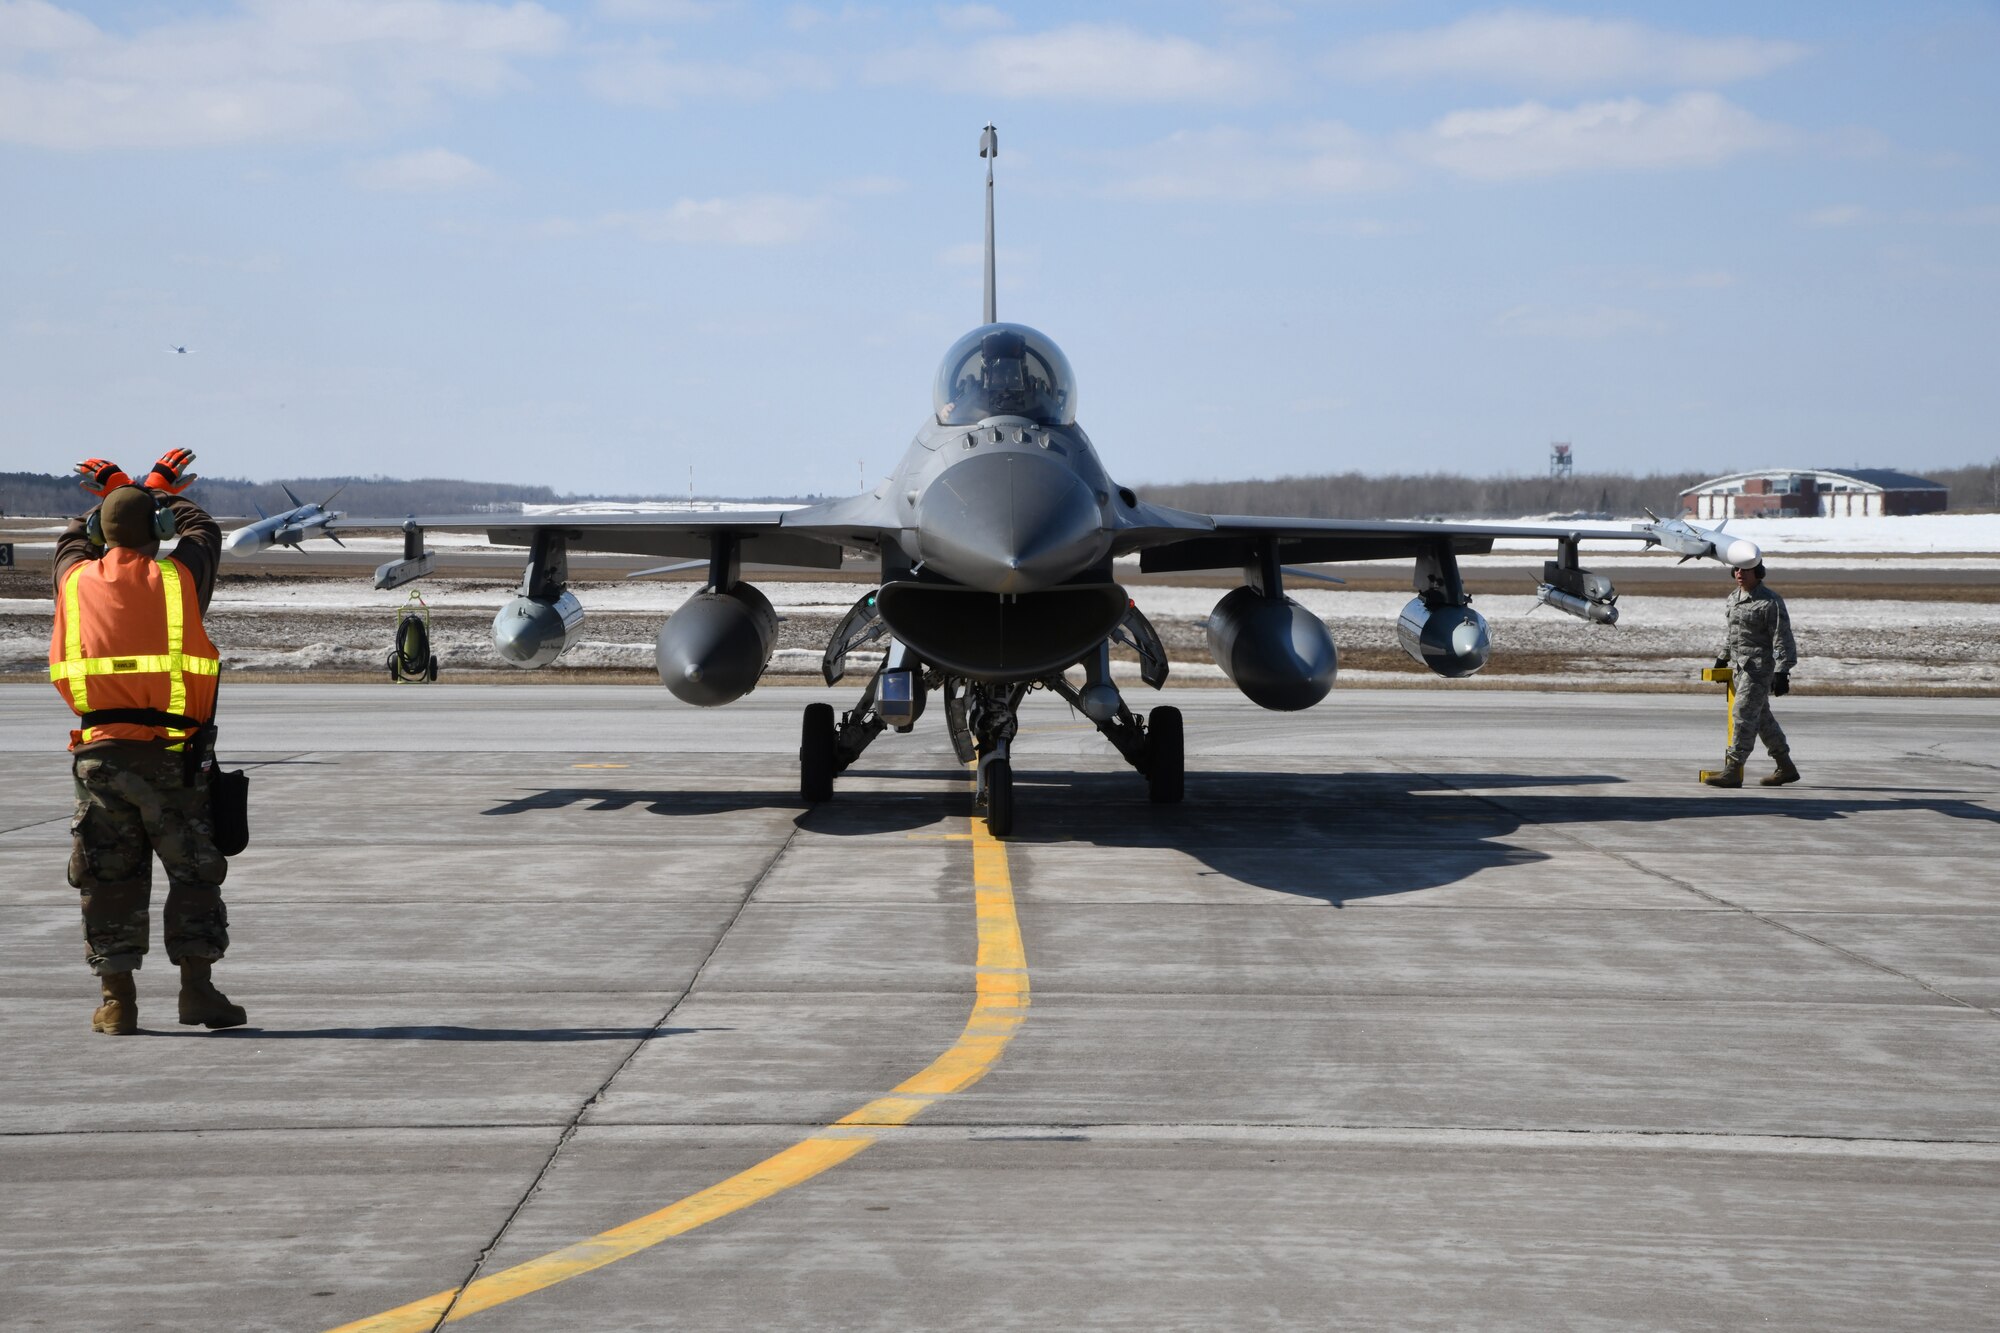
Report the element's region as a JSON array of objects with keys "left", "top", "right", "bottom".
[
  {"left": 75, "top": 458, "right": 133, "bottom": 496},
  {"left": 142, "top": 447, "right": 198, "bottom": 494}
]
